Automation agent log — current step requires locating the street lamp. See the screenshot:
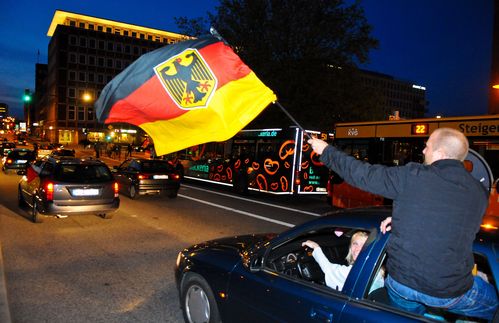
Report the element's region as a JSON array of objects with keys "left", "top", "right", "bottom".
[{"left": 82, "top": 92, "right": 92, "bottom": 102}]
